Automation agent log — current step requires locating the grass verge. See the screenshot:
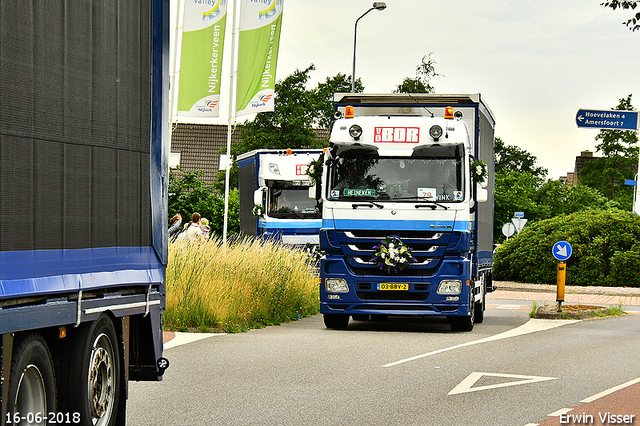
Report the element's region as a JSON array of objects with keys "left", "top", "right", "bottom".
[{"left": 163, "top": 237, "right": 320, "bottom": 333}]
